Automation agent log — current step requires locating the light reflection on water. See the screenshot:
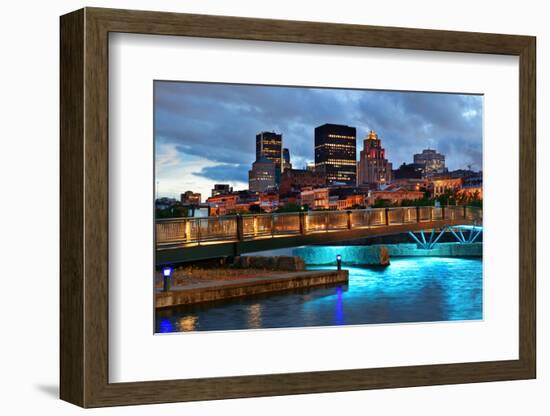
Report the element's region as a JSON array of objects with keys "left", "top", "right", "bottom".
[{"left": 156, "top": 256, "right": 482, "bottom": 333}]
